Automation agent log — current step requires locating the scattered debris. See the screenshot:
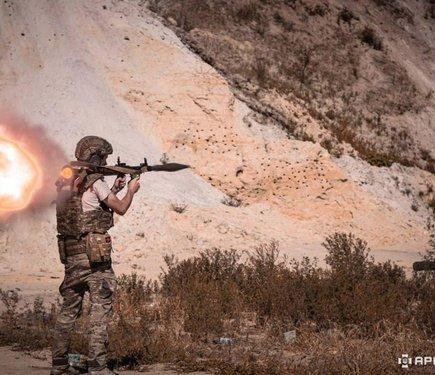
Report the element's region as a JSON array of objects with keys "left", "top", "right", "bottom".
[
  {"left": 213, "top": 337, "right": 234, "bottom": 345},
  {"left": 171, "top": 203, "right": 188, "bottom": 214},
  {"left": 68, "top": 353, "right": 87, "bottom": 372},
  {"left": 283, "top": 330, "right": 296, "bottom": 343},
  {"left": 221, "top": 196, "right": 242, "bottom": 207}
]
